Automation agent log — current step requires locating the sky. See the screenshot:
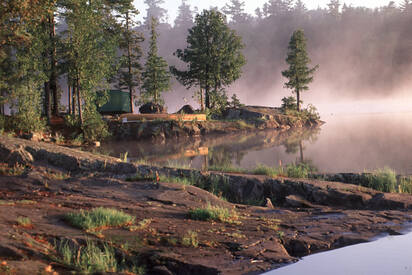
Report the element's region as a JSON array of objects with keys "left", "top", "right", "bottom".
[{"left": 133, "top": 0, "right": 401, "bottom": 24}]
